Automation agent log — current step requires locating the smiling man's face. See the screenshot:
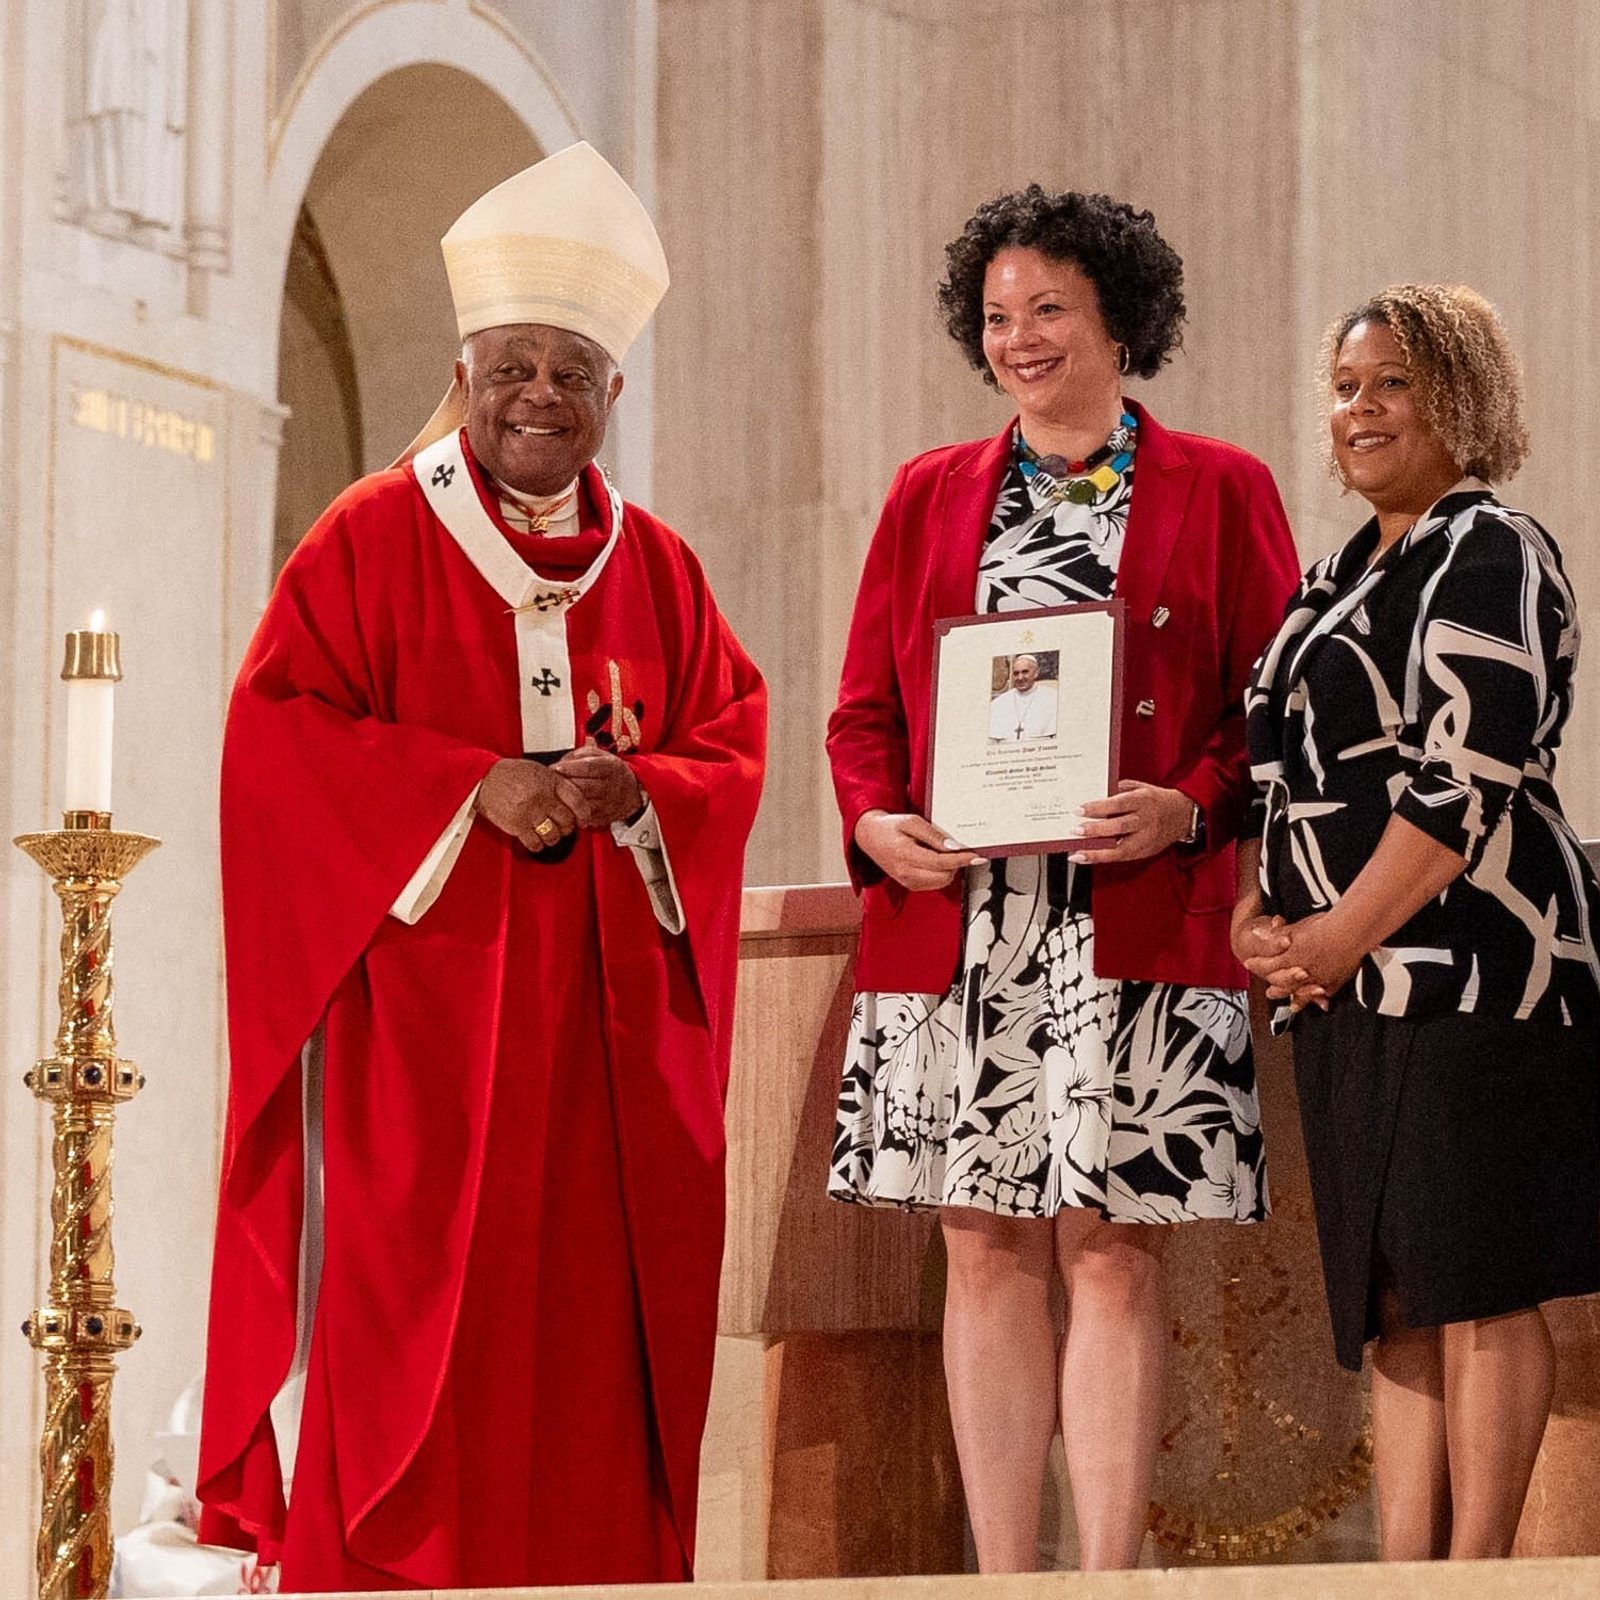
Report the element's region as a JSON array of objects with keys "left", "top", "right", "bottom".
[{"left": 457, "top": 323, "right": 623, "bottom": 495}]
